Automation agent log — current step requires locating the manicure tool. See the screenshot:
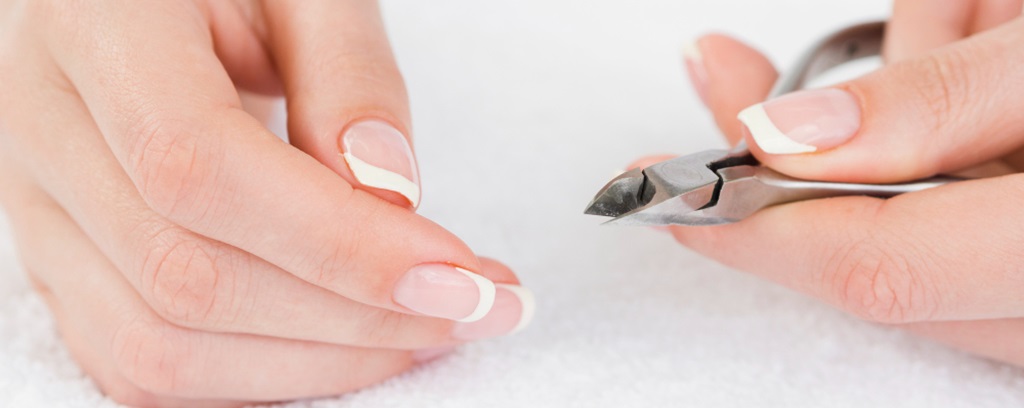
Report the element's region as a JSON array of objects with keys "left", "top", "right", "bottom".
[{"left": 584, "top": 21, "right": 959, "bottom": 226}]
